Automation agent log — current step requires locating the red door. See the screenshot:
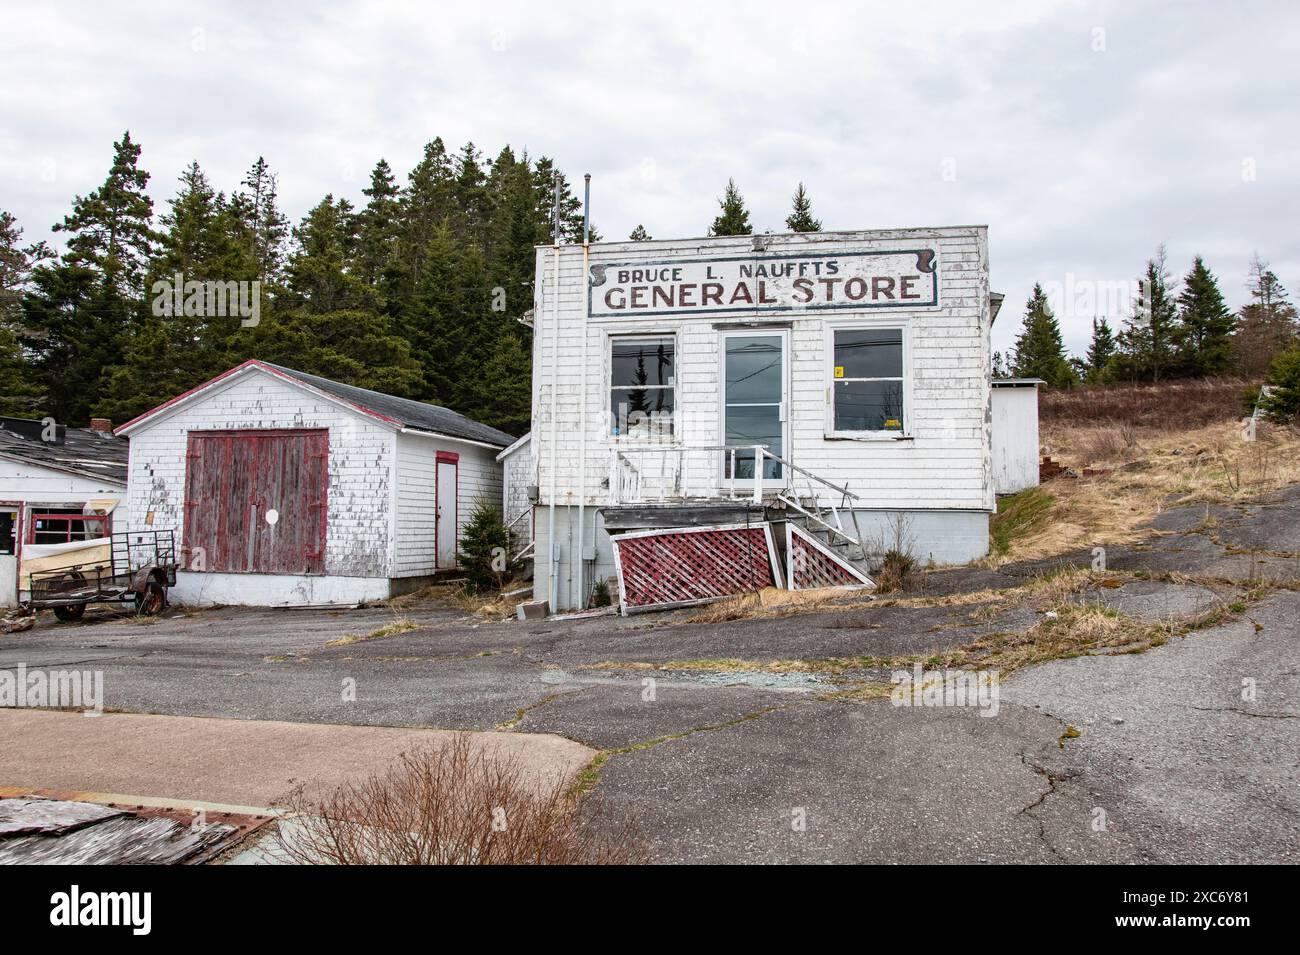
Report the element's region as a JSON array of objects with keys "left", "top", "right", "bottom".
[{"left": 184, "top": 429, "right": 328, "bottom": 574}]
